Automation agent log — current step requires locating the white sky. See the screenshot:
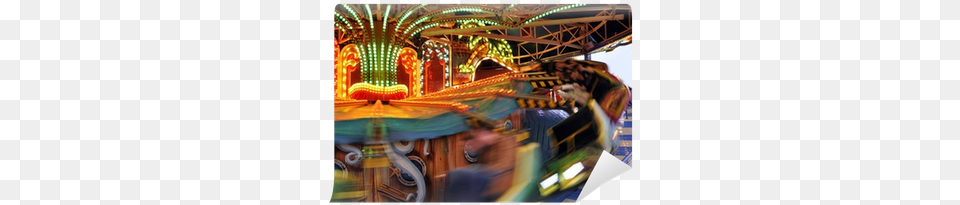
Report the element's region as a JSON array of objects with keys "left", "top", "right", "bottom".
[{"left": 572, "top": 44, "right": 633, "bottom": 88}]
